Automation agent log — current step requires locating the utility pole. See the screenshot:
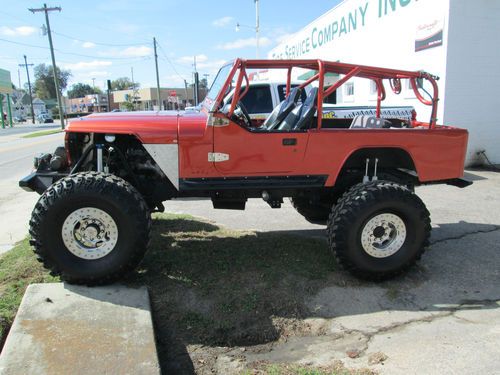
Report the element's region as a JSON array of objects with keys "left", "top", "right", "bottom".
[
  {"left": 193, "top": 56, "right": 199, "bottom": 105},
  {"left": 153, "top": 37, "right": 162, "bottom": 111},
  {"left": 255, "top": 0, "right": 260, "bottom": 58},
  {"left": 17, "top": 69, "right": 21, "bottom": 89},
  {"left": 91, "top": 78, "right": 95, "bottom": 91},
  {"left": 19, "top": 55, "right": 35, "bottom": 124},
  {"left": 29, "top": 4, "right": 65, "bottom": 129},
  {"left": 184, "top": 79, "right": 189, "bottom": 108}
]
